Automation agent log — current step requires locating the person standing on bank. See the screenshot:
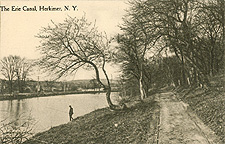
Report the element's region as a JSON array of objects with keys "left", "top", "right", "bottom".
[{"left": 69, "top": 105, "right": 74, "bottom": 121}]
